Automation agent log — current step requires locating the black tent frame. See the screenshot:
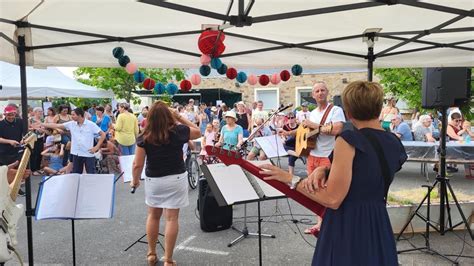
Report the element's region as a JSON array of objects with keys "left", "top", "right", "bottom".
[{"left": 1, "top": 1, "right": 473, "bottom": 265}]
